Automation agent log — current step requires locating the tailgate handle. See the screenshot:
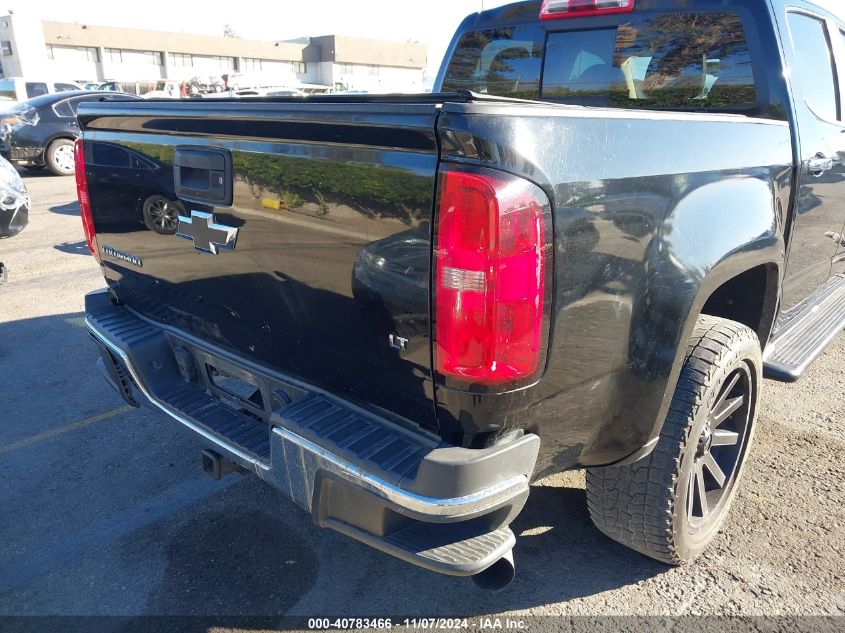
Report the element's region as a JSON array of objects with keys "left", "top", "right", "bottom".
[{"left": 174, "top": 148, "right": 232, "bottom": 206}]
